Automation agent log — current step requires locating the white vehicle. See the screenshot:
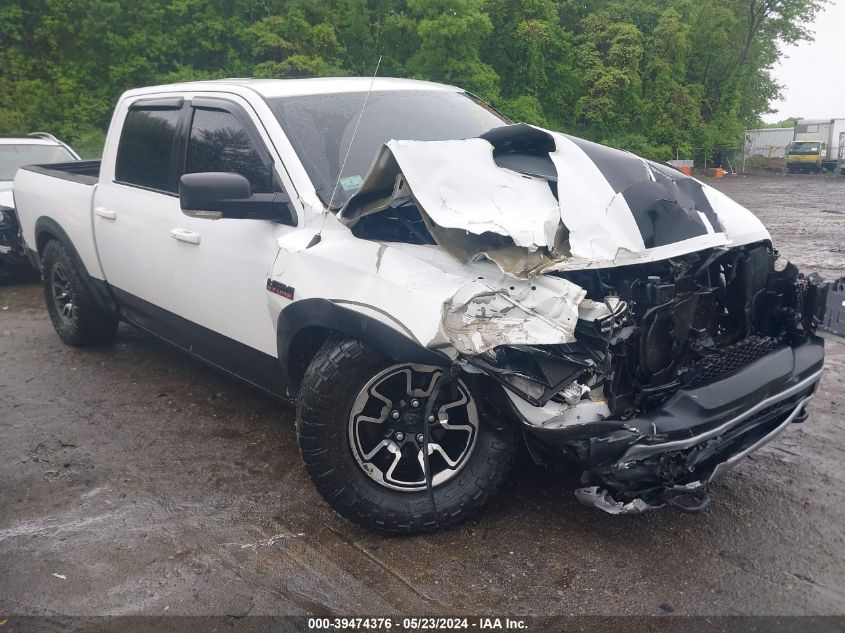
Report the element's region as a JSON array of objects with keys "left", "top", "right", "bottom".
[
  {"left": 13, "top": 79, "right": 826, "bottom": 532},
  {"left": 0, "top": 134, "right": 80, "bottom": 275}
]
